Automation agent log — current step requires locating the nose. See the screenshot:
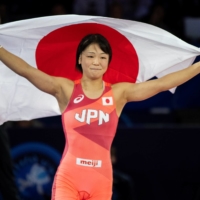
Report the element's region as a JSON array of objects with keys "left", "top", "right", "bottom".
[{"left": 93, "top": 57, "right": 100, "bottom": 65}]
